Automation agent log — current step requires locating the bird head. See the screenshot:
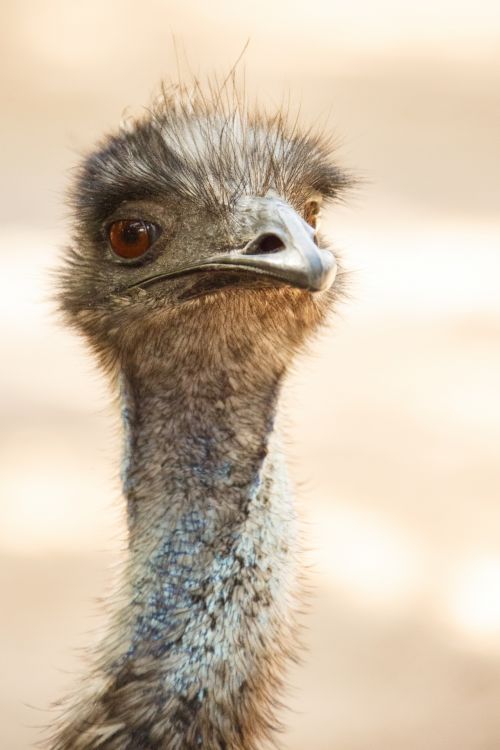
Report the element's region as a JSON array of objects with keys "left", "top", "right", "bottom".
[{"left": 59, "top": 82, "right": 350, "bottom": 379}]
